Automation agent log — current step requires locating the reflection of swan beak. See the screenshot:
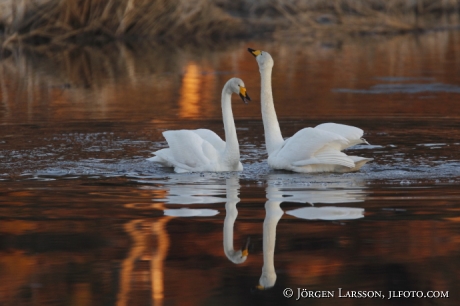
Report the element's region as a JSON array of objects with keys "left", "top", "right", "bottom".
[
  {"left": 239, "top": 87, "right": 251, "bottom": 104},
  {"left": 242, "top": 237, "right": 250, "bottom": 256},
  {"left": 247, "top": 48, "right": 261, "bottom": 57},
  {"left": 255, "top": 283, "right": 274, "bottom": 290}
]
